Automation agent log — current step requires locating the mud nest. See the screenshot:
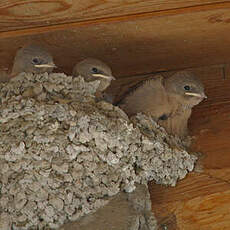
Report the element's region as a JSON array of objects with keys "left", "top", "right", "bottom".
[{"left": 0, "top": 73, "right": 197, "bottom": 229}]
